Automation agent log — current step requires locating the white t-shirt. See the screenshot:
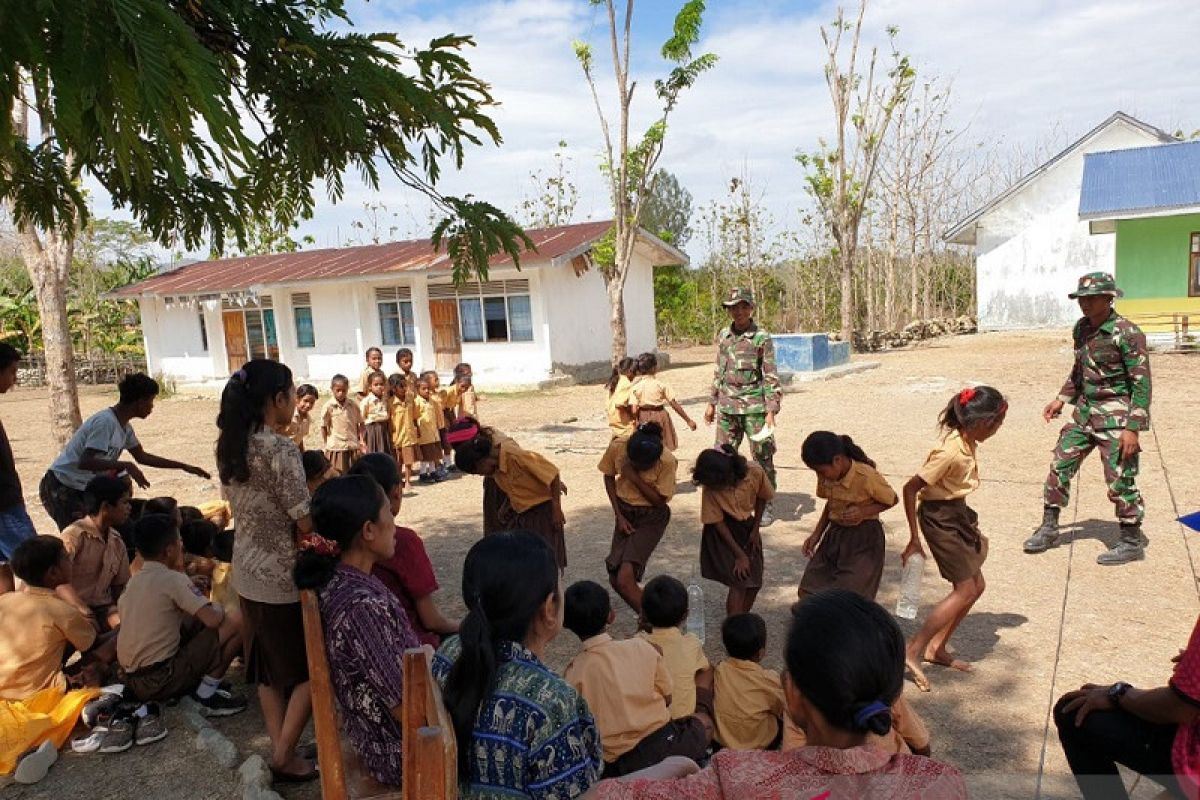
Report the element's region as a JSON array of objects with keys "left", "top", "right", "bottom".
[{"left": 49, "top": 409, "right": 140, "bottom": 491}]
